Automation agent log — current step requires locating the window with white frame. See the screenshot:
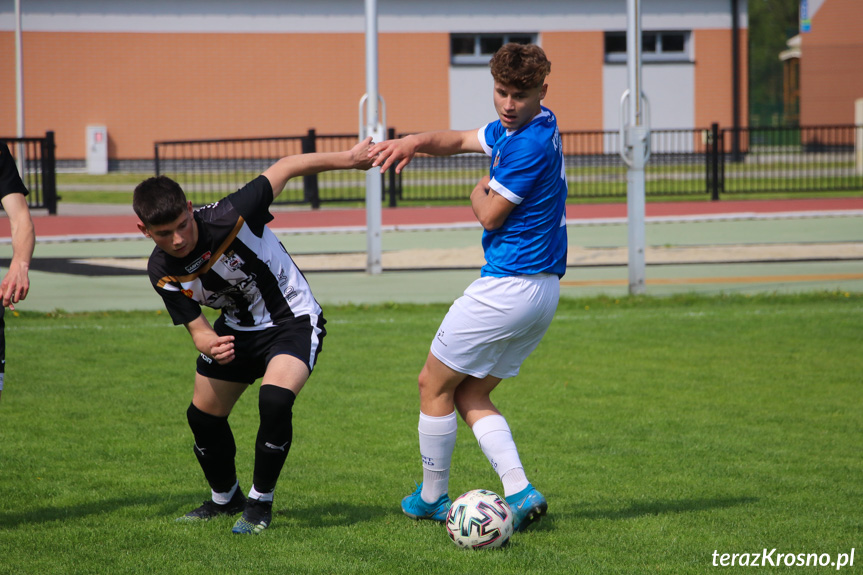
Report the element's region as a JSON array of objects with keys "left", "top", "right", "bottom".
[
  {"left": 451, "top": 33, "right": 538, "bottom": 65},
  {"left": 604, "top": 31, "right": 692, "bottom": 63}
]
